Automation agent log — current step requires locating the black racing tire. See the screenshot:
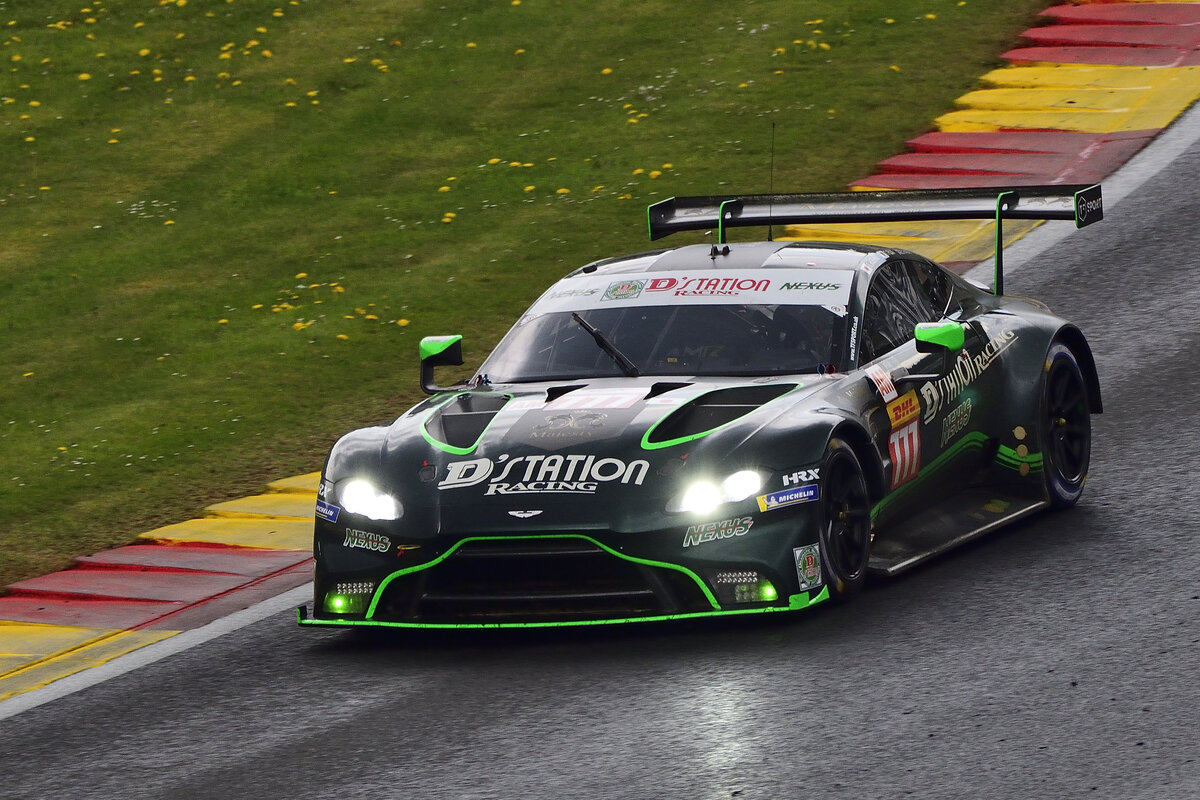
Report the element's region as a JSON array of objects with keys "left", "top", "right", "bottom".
[
  {"left": 1040, "top": 342, "right": 1092, "bottom": 508},
  {"left": 817, "top": 436, "right": 872, "bottom": 600}
]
